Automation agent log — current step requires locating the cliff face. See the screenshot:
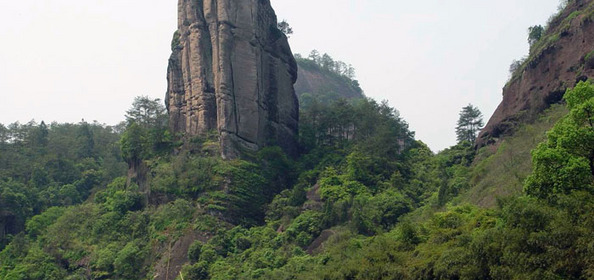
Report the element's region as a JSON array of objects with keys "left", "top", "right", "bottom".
[
  {"left": 166, "top": 0, "right": 299, "bottom": 159},
  {"left": 477, "top": 0, "right": 594, "bottom": 147}
]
